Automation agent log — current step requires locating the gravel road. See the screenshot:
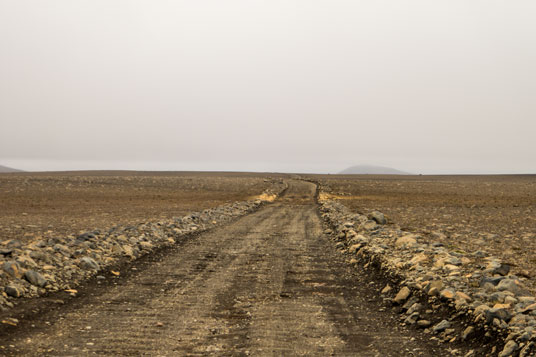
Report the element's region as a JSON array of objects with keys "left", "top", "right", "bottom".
[{"left": 1, "top": 181, "right": 456, "bottom": 356}]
